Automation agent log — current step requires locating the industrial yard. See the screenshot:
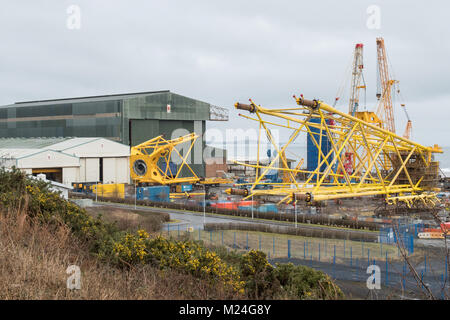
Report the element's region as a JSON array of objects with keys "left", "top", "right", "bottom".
[
  {"left": 1, "top": 1, "right": 449, "bottom": 309},
  {"left": 1, "top": 37, "right": 449, "bottom": 300}
]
